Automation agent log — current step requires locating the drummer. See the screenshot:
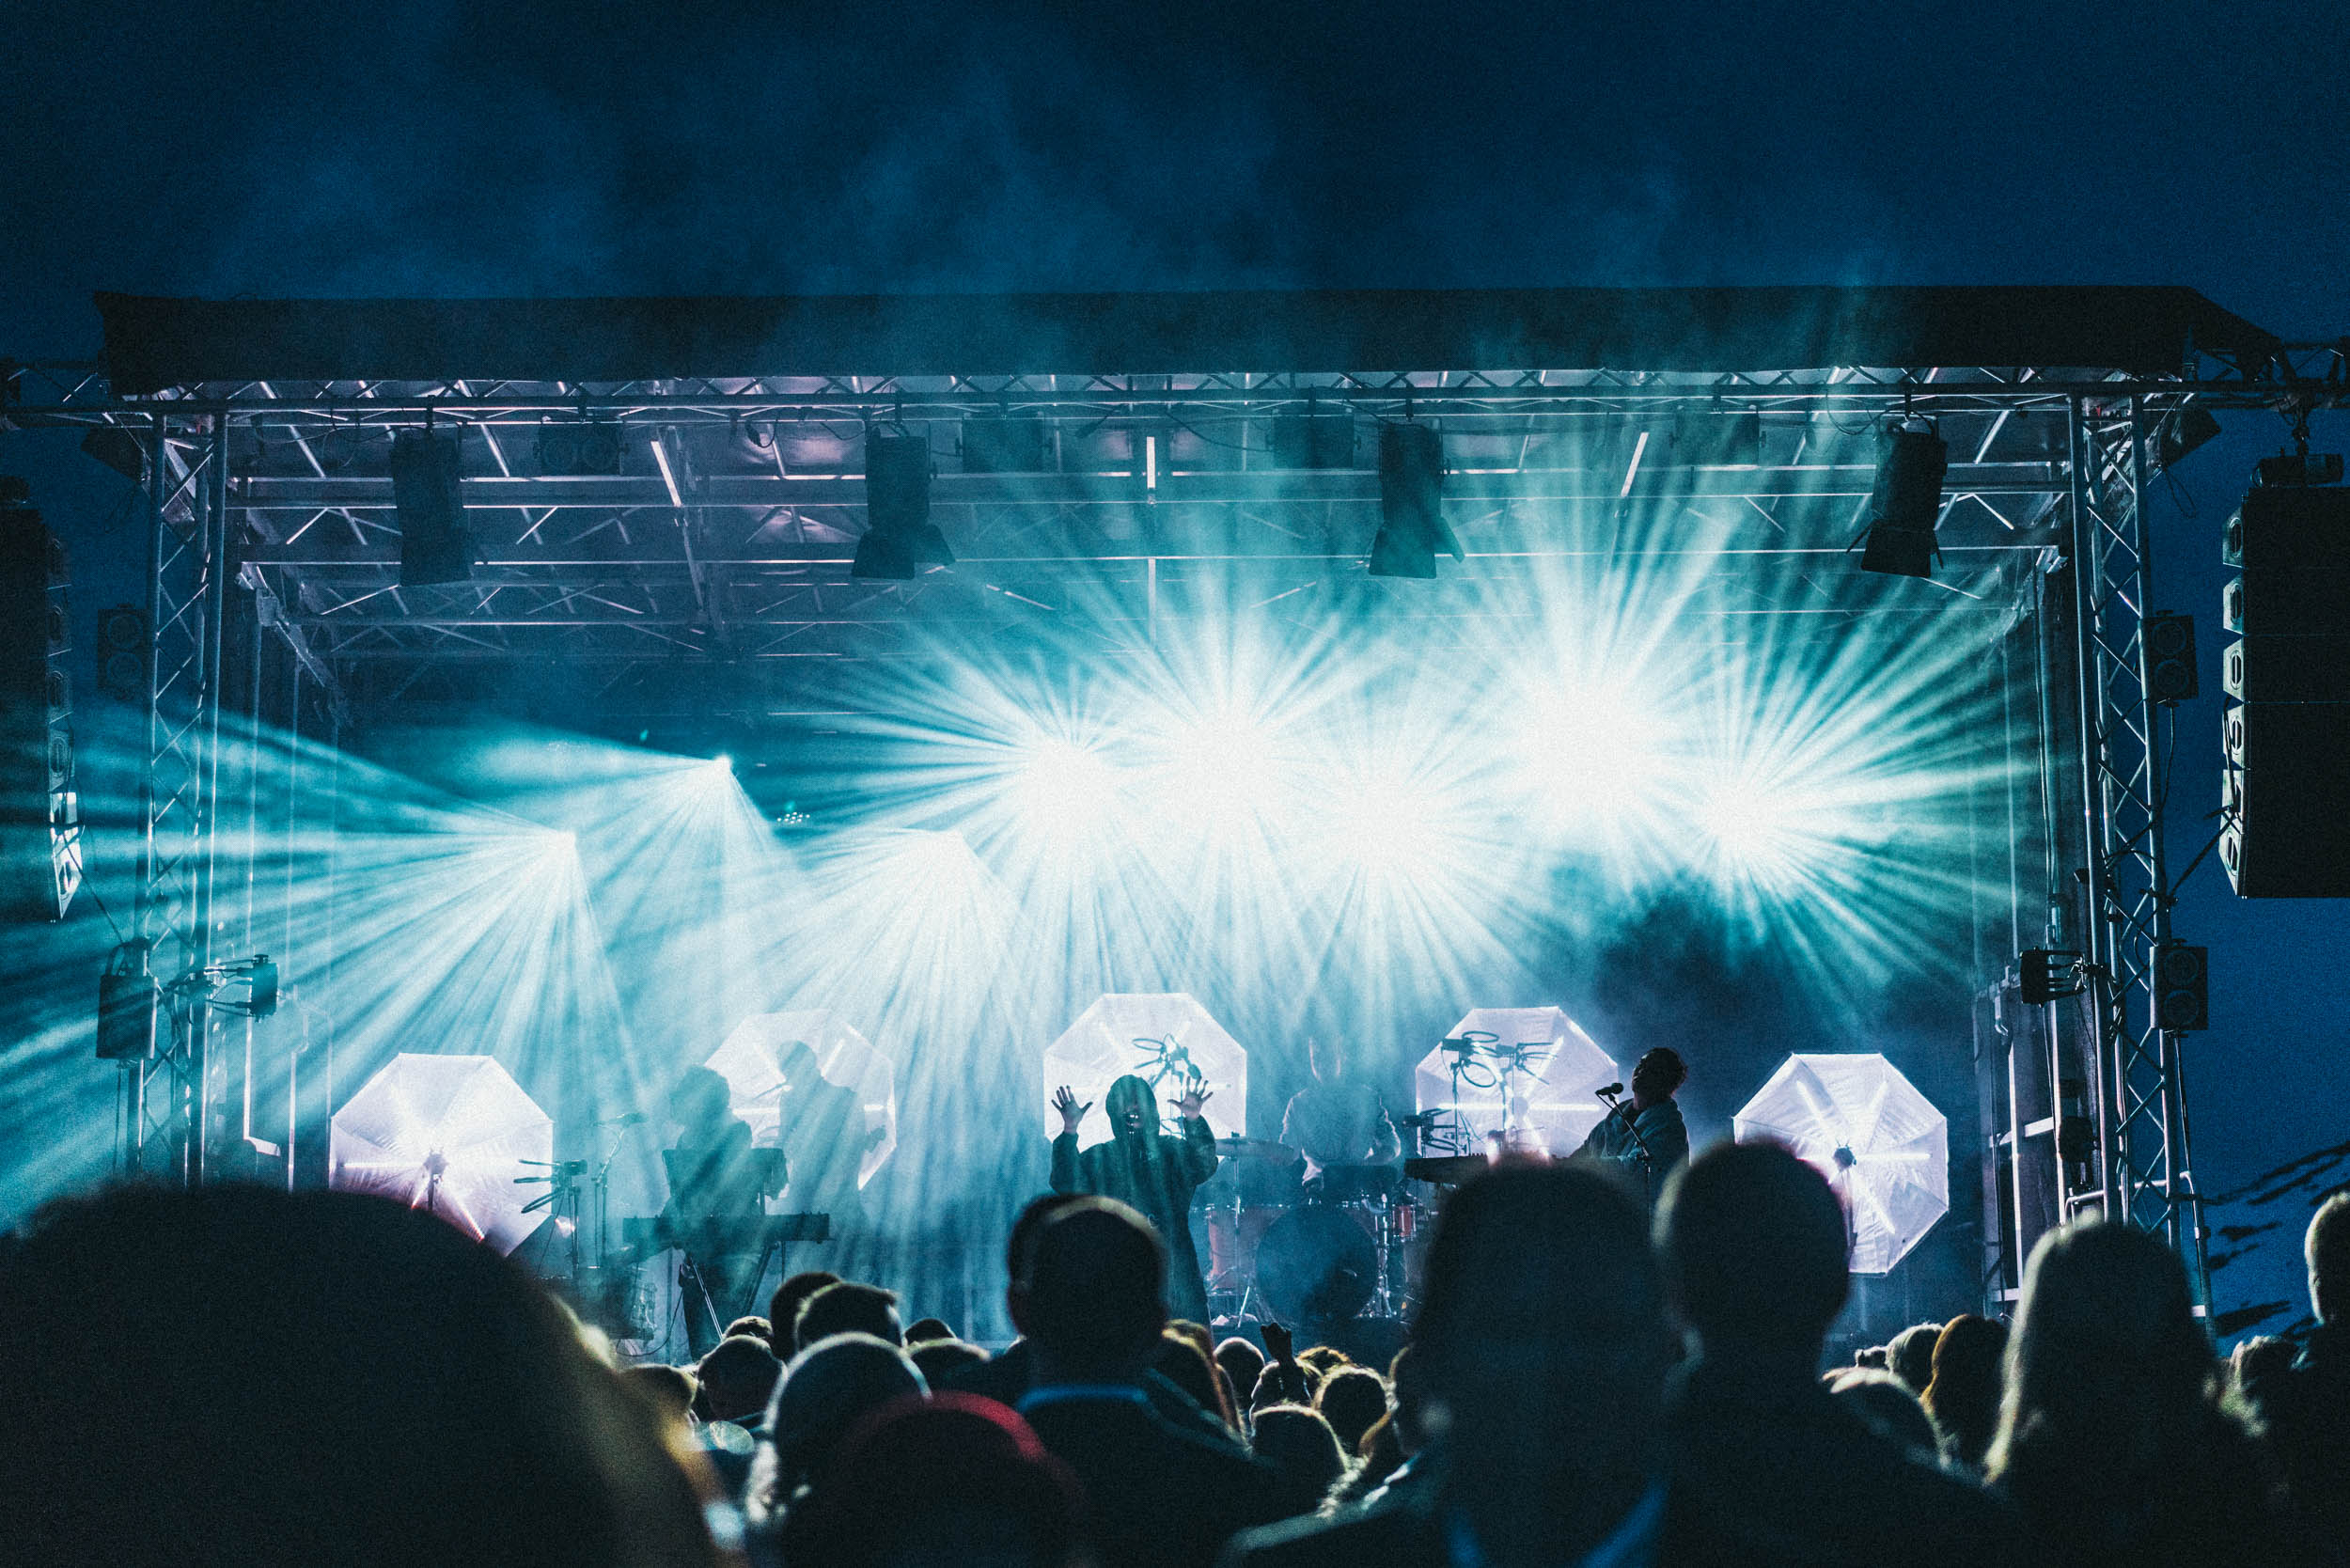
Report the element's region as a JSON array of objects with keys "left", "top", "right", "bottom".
[{"left": 1279, "top": 1036, "right": 1400, "bottom": 1190}]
